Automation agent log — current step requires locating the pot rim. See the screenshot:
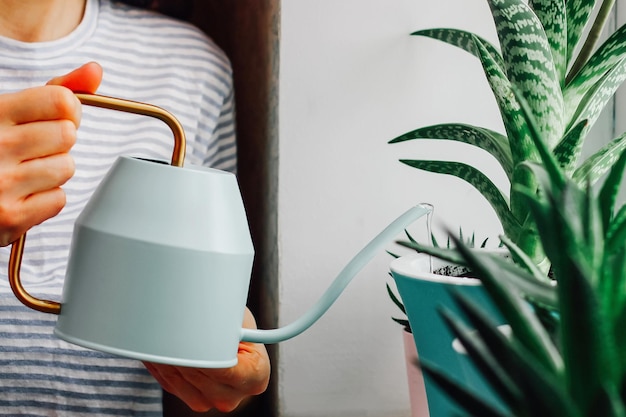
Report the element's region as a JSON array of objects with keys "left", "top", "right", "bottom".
[{"left": 389, "top": 249, "right": 509, "bottom": 286}]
